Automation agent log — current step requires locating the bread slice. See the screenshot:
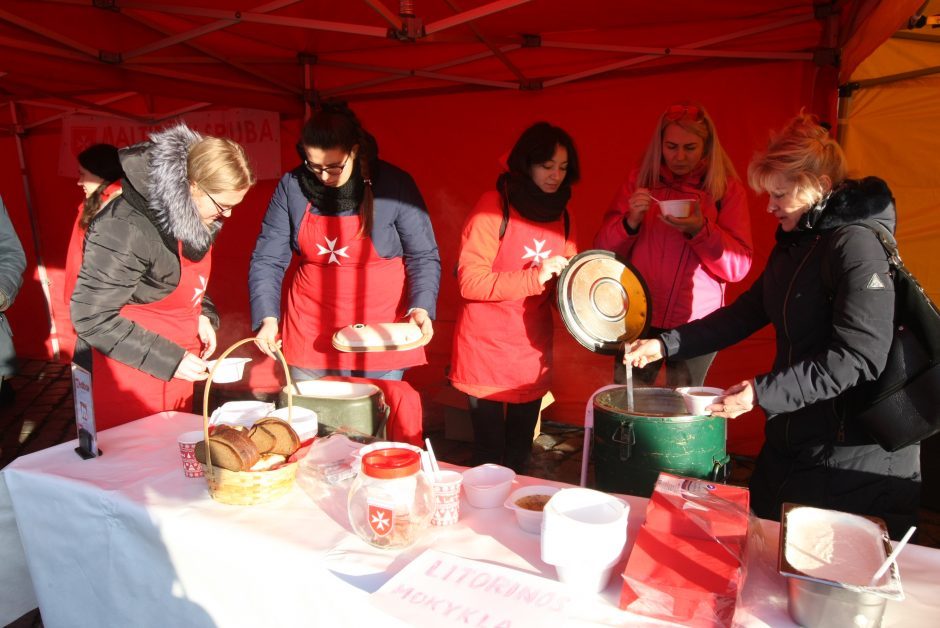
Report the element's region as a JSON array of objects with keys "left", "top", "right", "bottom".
[
  {"left": 248, "top": 424, "right": 277, "bottom": 454},
  {"left": 249, "top": 454, "right": 287, "bottom": 471},
  {"left": 195, "top": 428, "right": 260, "bottom": 471},
  {"left": 254, "top": 417, "right": 301, "bottom": 456}
]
